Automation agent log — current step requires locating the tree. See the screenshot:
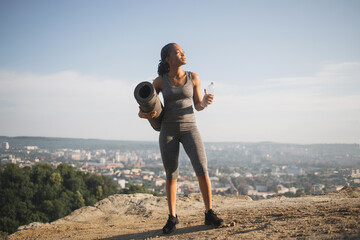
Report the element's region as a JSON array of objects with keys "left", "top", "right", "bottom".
[
  {"left": 0, "top": 163, "right": 119, "bottom": 235},
  {"left": 0, "top": 164, "right": 37, "bottom": 233},
  {"left": 96, "top": 186, "right": 103, "bottom": 199},
  {"left": 74, "top": 190, "right": 85, "bottom": 209},
  {"left": 120, "top": 184, "right": 156, "bottom": 195},
  {"left": 50, "top": 172, "right": 63, "bottom": 186}
]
